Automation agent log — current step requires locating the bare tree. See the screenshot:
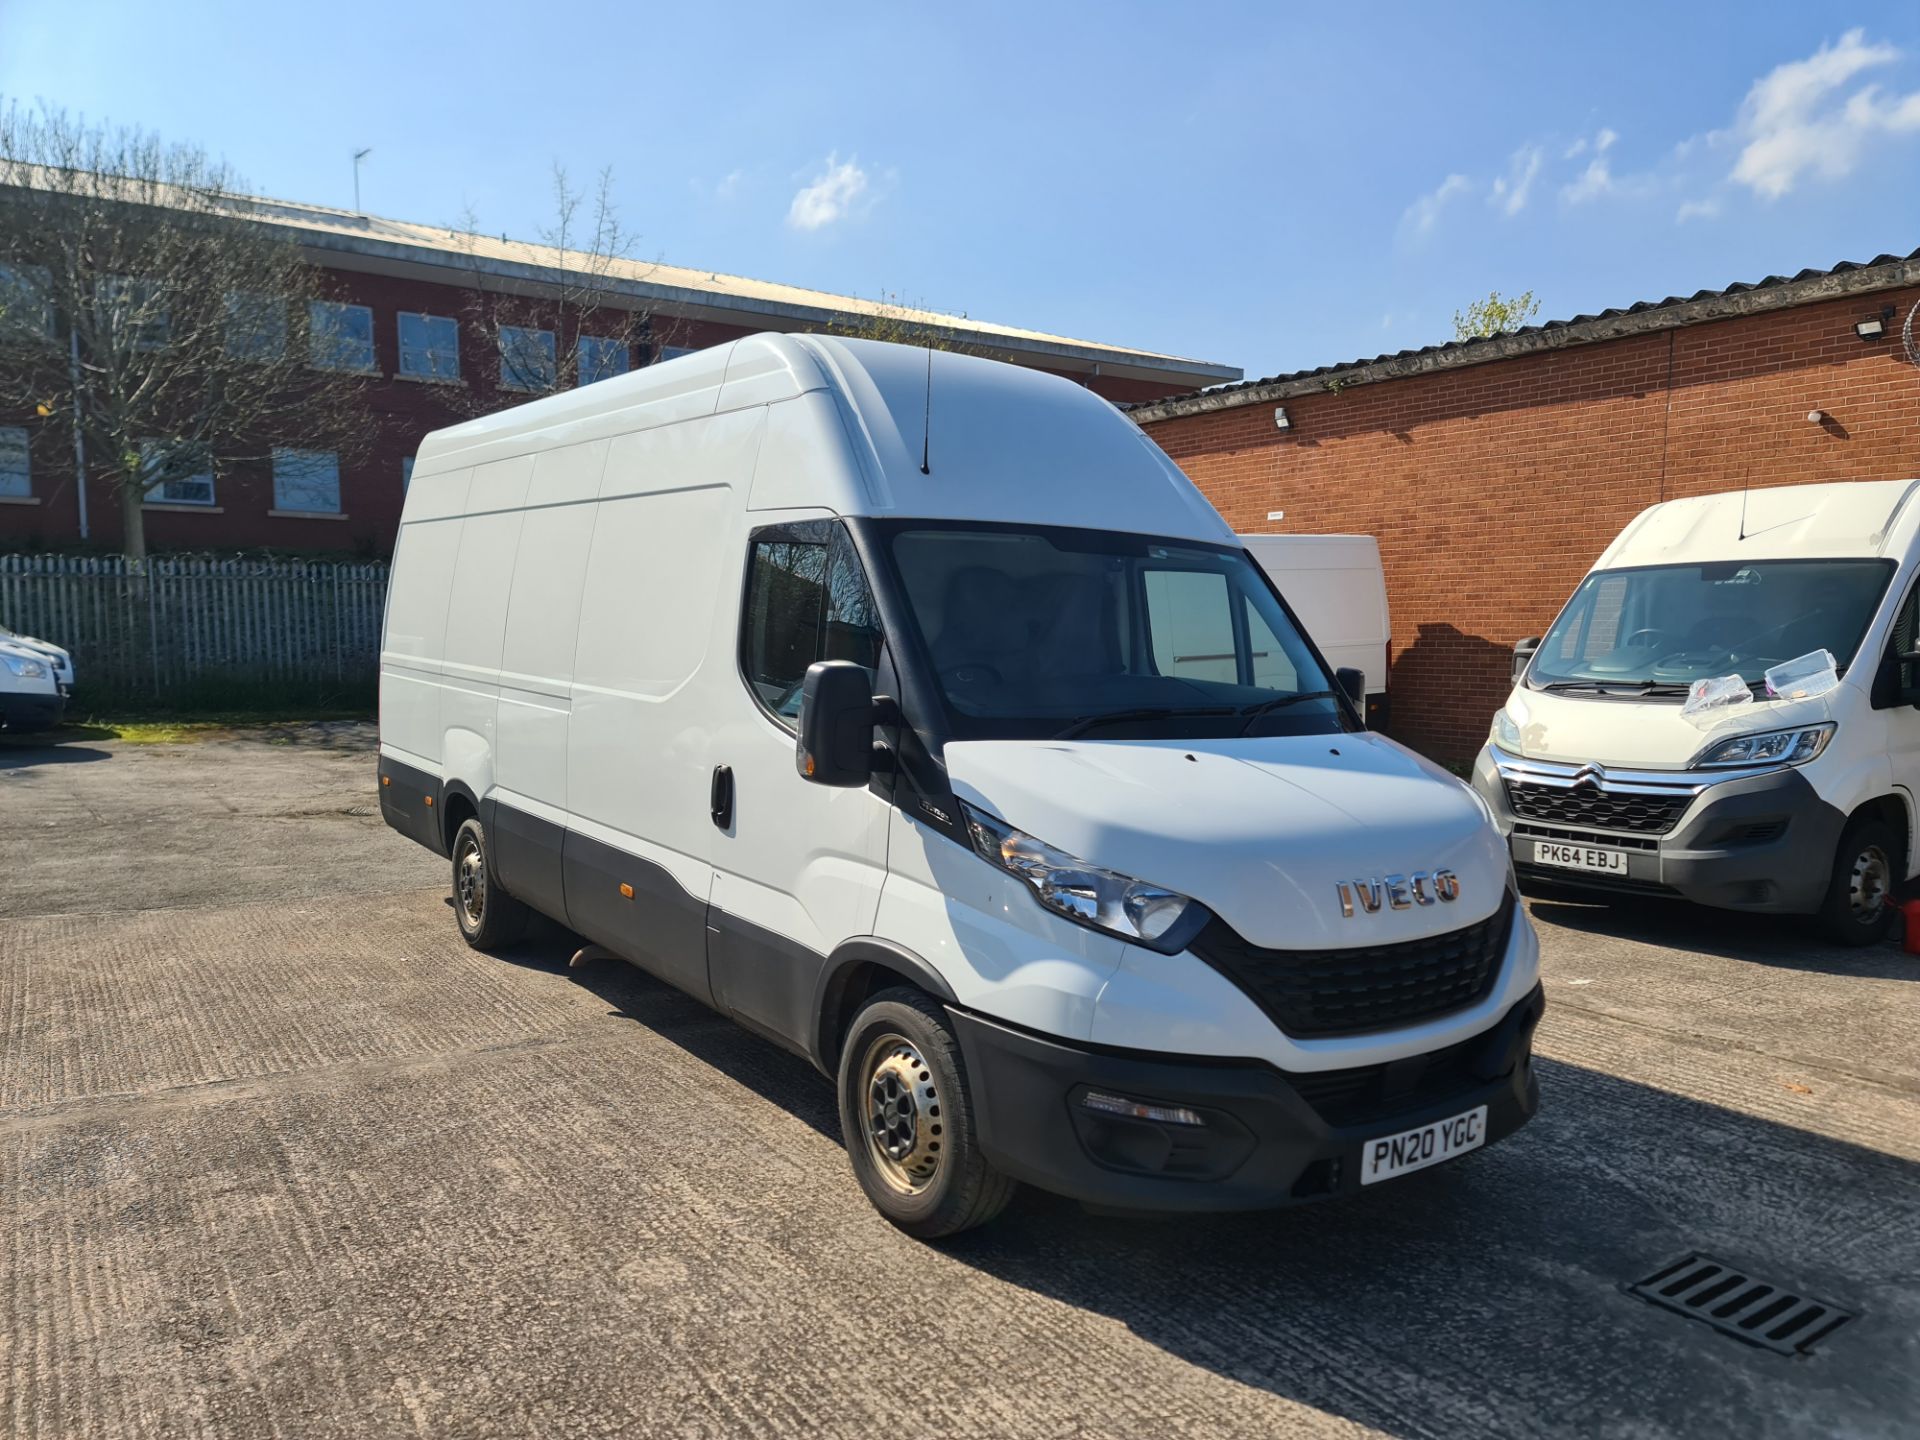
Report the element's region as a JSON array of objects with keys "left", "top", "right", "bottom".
[
  {"left": 824, "top": 290, "right": 977, "bottom": 353},
  {"left": 453, "top": 164, "right": 659, "bottom": 407},
  {"left": 0, "top": 104, "right": 374, "bottom": 565}
]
